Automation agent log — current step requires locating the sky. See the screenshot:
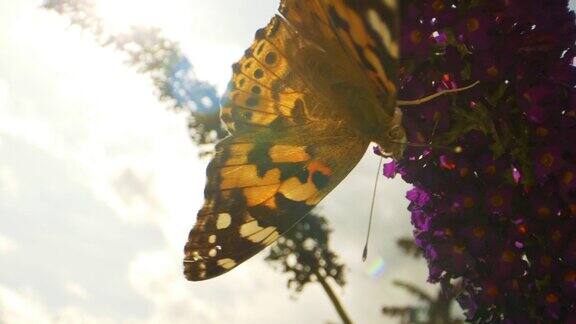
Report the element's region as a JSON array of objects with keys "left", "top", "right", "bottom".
[{"left": 4, "top": 1, "right": 573, "bottom": 323}]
